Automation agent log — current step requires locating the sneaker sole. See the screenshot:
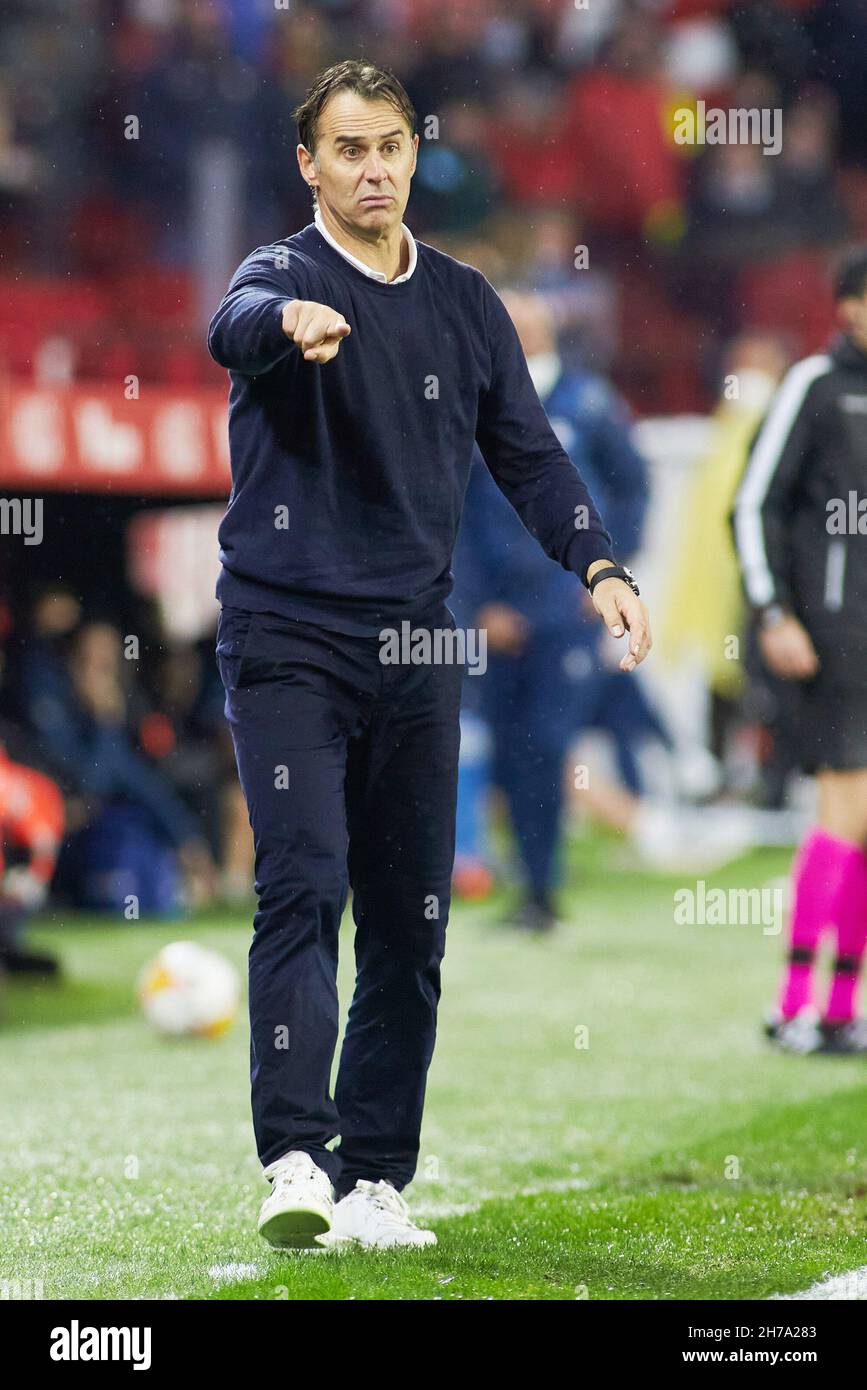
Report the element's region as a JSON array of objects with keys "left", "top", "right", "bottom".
[{"left": 259, "top": 1206, "right": 332, "bottom": 1250}]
